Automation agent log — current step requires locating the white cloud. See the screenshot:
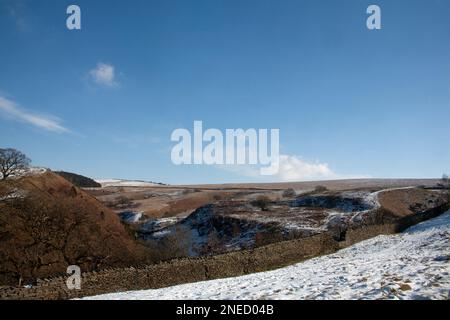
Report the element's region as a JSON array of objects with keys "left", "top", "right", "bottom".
[
  {"left": 275, "top": 155, "right": 371, "bottom": 181},
  {"left": 89, "top": 63, "right": 118, "bottom": 87},
  {"left": 275, "top": 155, "right": 336, "bottom": 181},
  {"left": 217, "top": 154, "right": 369, "bottom": 182},
  {"left": 0, "top": 96, "right": 69, "bottom": 133}
]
